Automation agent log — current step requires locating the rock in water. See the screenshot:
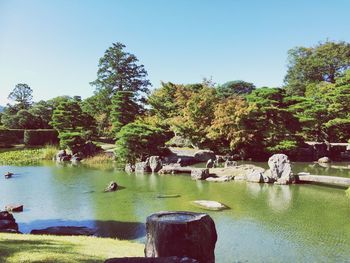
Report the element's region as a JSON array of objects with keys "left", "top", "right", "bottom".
[
  {"left": 5, "top": 204, "right": 23, "bottom": 212},
  {"left": 191, "top": 168, "right": 210, "bottom": 180},
  {"left": 194, "top": 150, "right": 216, "bottom": 162},
  {"left": 206, "top": 159, "right": 215, "bottom": 168},
  {"left": 246, "top": 171, "right": 264, "bottom": 183},
  {"left": 4, "top": 172, "right": 13, "bottom": 179},
  {"left": 268, "top": 154, "right": 294, "bottom": 184},
  {"left": 125, "top": 163, "right": 135, "bottom": 173},
  {"left": 149, "top": 156, "right": 163, "bottom": 173},
  {"left": 145, "top": 211, "right": 217, "bottom": 263},
  {"left": 192, "top": 200, "right": 228, "bottom": 211},
  {"left": 135, "top": 159, "right": 152, "bottom": 173},
  {"left": 104, "top": 181, "right": 118, "bottom": 192},
  {"left": 318, "top": 156, "right": 331, "bottom": 163}
]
